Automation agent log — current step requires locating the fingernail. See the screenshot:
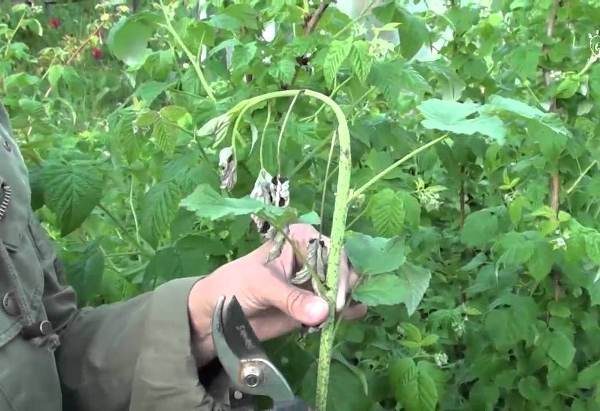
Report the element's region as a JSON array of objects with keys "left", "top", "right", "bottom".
[{"left": 305, "top": 297, "right": 329, "bottom": 324}]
